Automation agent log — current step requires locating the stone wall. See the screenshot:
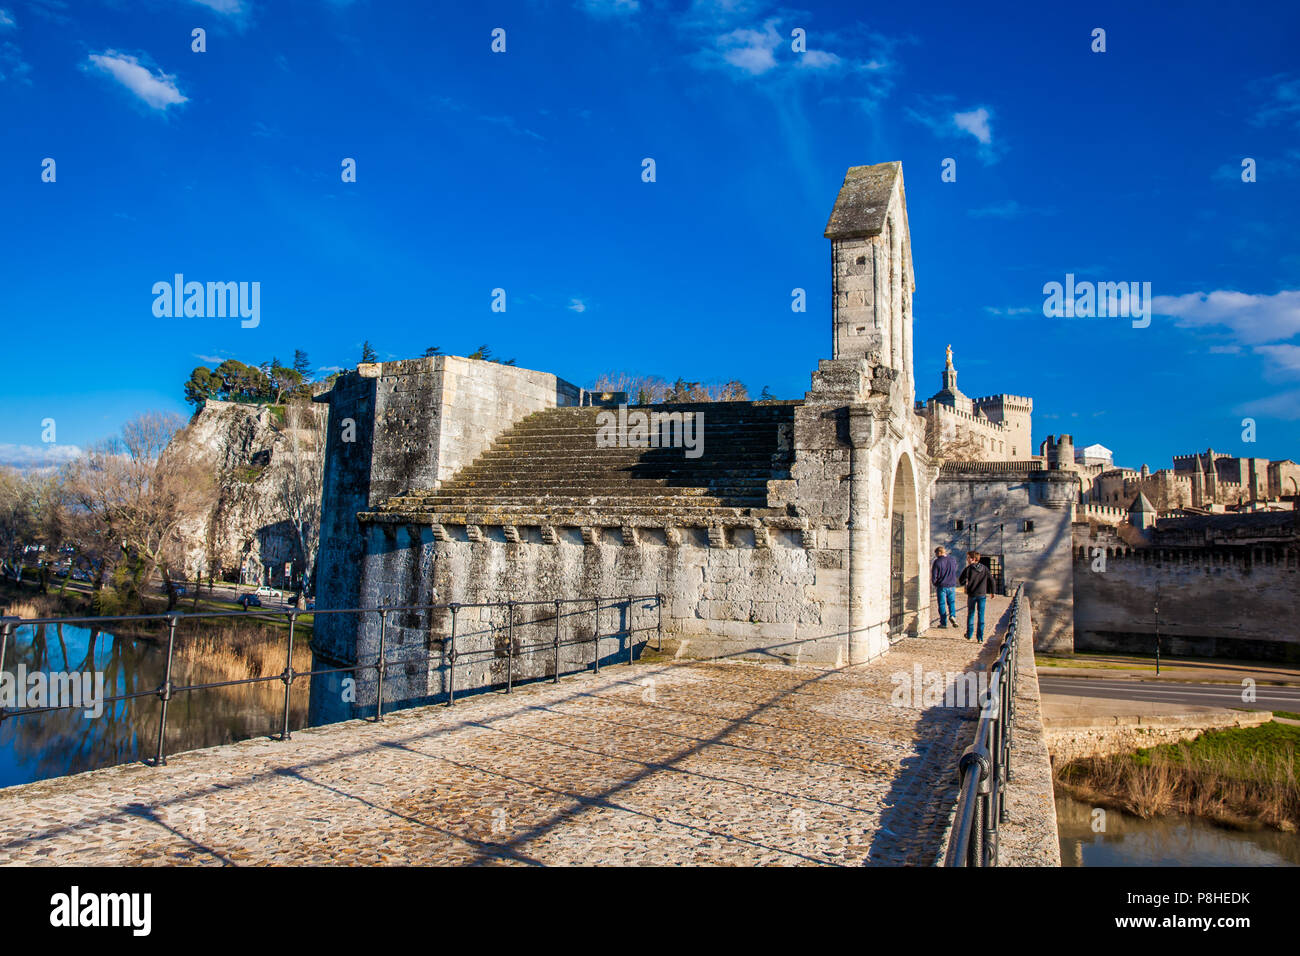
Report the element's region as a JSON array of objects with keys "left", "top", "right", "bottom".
[
  {"left": 1072, "top": 534, "right": 1300, "bottom": 662},
  {"left": 312, "top": 357, "right": 580, "bottom": 664},
  {"left": 931, "top": 465, "right": 1078, "bottom": 653},
  {"left": 338, "top": 519, "right": 853, "bottom": 710},
  {"left": 991, "top": 599, "right": 1062, "bottom": 866},
  {"left": 1045, "top": 710, "right": 1272, "bottom": 763}
]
